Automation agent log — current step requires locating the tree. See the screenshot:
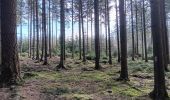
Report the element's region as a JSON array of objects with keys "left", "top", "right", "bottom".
[
  {"left": 32, "top": 0, "right": 36, "bottom": 59},
  {"left": 135, "top": 1, "right": 139, "bottom": 55},
  {"left": 35, "top": 0, "right": 40, "bottom": 61},
  {"left": 94, "top": 0, "right": 101, "bottom": 70},
  {"left": 115, "top": 0, "right": 120, "bottom": 63},
  {"left": 106, "top": 0, "right": 112, "bottom": 64},
  {"left": 71, "top": 0, "right": 74, "bottom": 58},
  {"left": 149, "top": 0, "right": 169, "bottom": 99},
  {"left": 80, "top": 0, "right": 86, "bottom": 62},
  {"left": 56, "top": 0, "right": 66, "bottom": 69},
  {"left": 130, "top": 0, "right": 135, "bottom": 61},
  {"left": 78, "top": 1, "right": 82, "bottom": 60},
  {"left": 104, "top": 0, "right": 108, "bottom": 57},
  {"left": 19, "top": 0, "right": 23, "bottom": 54},
  {"left": 161, "top": 0, "right": 169, "bottom": 71},
  {"left": 48, "top": 0, "right": 52, "bottom": 58},
  {"left": 0, "top": 0, "right": 20, "bottom": 85},
  {"left": 29, "top": 0, "right": 33, "bottom": 58},
  {"left": 142, "top": 0, "right": 148, "bottom": 62},
  {"left": 117, "top": 0, "right": 129, "bottom": 81},
  {"left": 42, "top": 0, "right": 48, "bottom": 65}
]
